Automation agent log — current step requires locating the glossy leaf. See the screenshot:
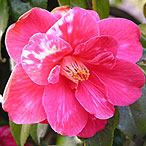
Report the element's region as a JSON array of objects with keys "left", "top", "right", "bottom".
[
  {"left": 83, "top": 108, "right": 119, "bottom": 146},
  {"left": 30, "top": 123, "right": 48, "bottom": 144},
  {"left": 9, "top": 120, "right": 22, "bottom": 146},
  {"left": 140, "top": 35, "right": 146, "bottom": 55},
  {"left": 20, "top": 124, "right": 32, "bottom": 146},
  {"left": 117, "top": 106, "right": 136, "bottom": 139},
  {"left": 144, "top": 2, "right": 146, "bottom": 18},
  {"left": 30, "top": 124, "right": 38, "bottom": 144},
  {"left": 118, "top": 85, "right": 146, "bottom": 139},
  {"left": 58, "top": 0, "right": 70, "bottom": 5},
  {"left": 0, "top": 0, "right": 9, "bottom": 58},
  {"left": 139, "top": 24, "right": 146, "bottom": 56},
  {"left": 139, "top": 24, "right": 146, "bottom": 38},
  {"left": 9, "top": 120, "right": 32, "bottom": 146},
  {"left": 92, "top": 0, "right": 109, "bottom": 19},
  {"left": 56, "top": 135, "right": 81, "bottom": 146},
  {"left": 30, "top": 0, "right": 47, "bottom": 8},
  {"left": 58, "top": 0, "right": 87, "bottom": 9},
  {"left": 138, "top": 56, "right": 146, "bottom": 77},
  {"left": 9, "top": 0, "right": 47, "bottom": 21},
  {"left": 37, "top": 123, "right": 48, "bottom": 144}
]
